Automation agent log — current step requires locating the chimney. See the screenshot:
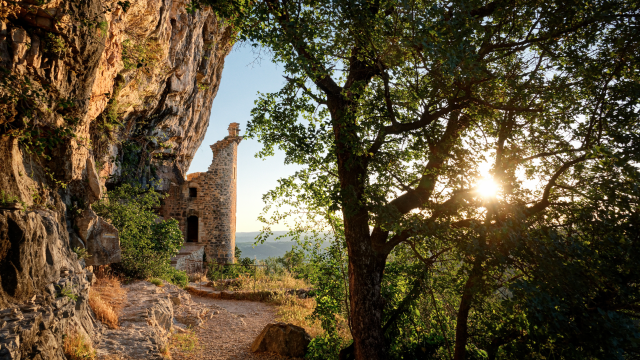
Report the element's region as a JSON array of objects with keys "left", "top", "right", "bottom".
[{"left": 228, "top": 122, "right": 240, "bottom": 137}]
